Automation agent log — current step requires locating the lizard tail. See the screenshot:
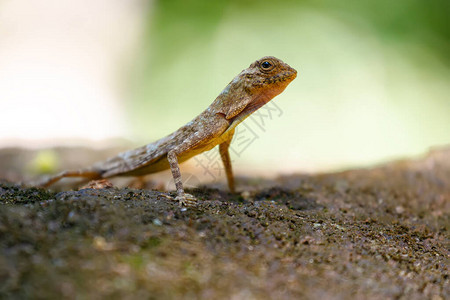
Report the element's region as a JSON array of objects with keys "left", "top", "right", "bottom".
[{"left": 37, "top": 169, "right": 102, "bottom": 188}]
